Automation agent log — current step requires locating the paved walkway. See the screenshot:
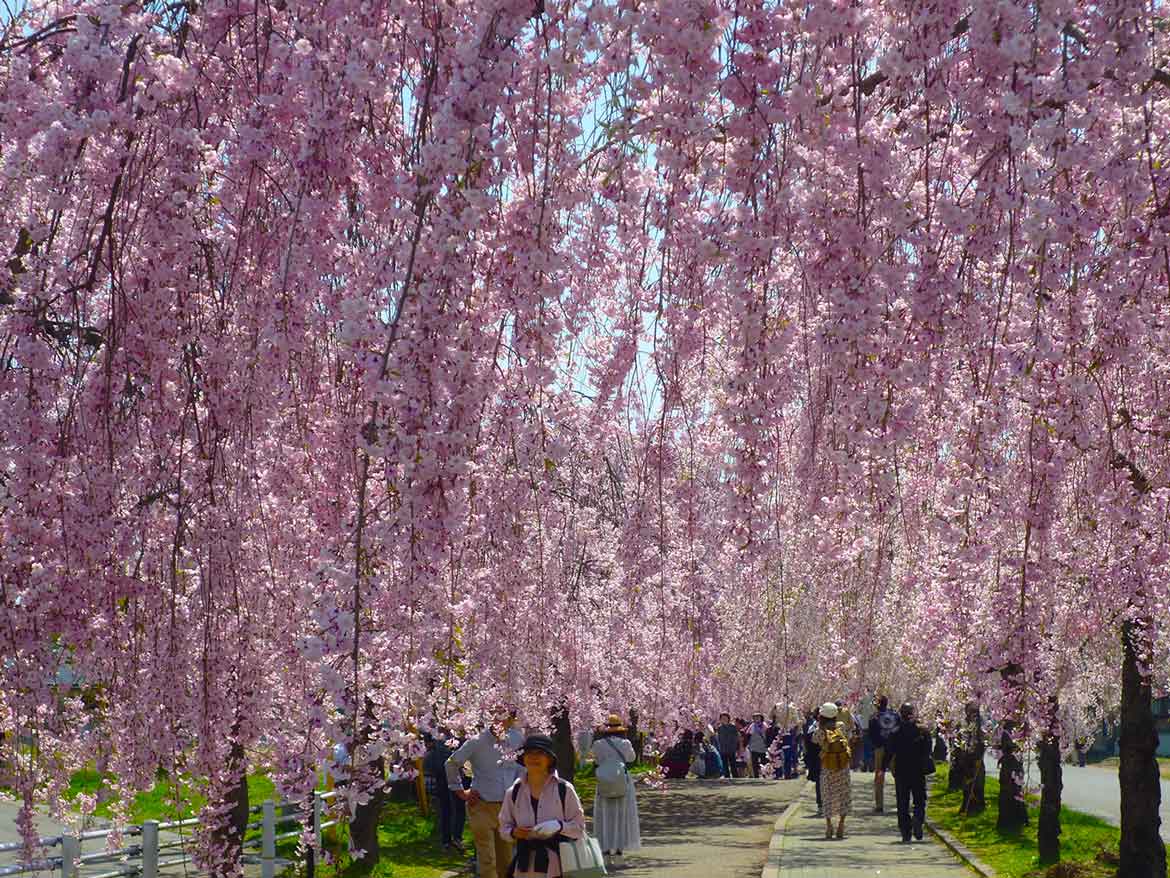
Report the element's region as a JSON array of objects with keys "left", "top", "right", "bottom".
[
  {"left": 774, "top": 774, "right": 972, "bottom": 877},
  {"left": 607, "top": 777, "right": 804, "bottom": 878}
]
